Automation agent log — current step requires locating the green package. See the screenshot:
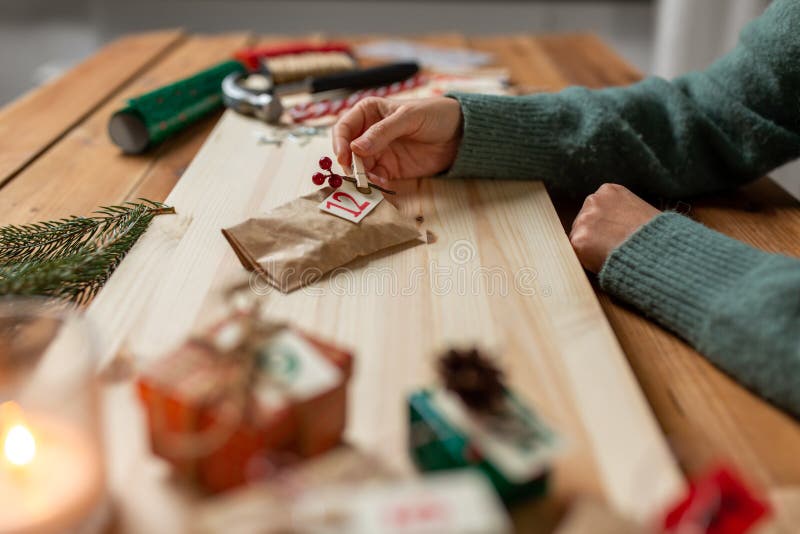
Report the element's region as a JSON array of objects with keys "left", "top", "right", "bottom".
[
  {"left": 109, "top": 59, "right": 245, "bottom": 154},
  {"left": 408, "top": 388, "right": 559, "bottom": 504}
]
